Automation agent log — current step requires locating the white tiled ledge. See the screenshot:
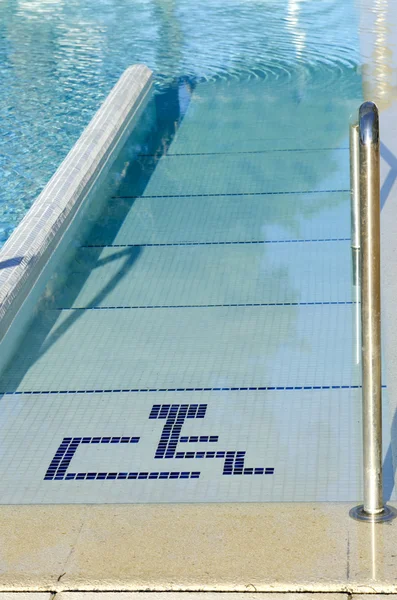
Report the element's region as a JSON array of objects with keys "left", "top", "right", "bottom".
[{"left": 0, "top": 64, "right": 153, "bottom": 343}]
